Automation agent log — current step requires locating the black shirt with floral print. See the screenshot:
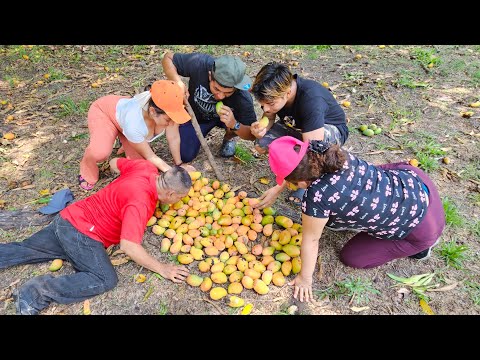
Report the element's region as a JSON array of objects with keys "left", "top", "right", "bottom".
[{"left": 302, "top": 152, "right": 429, "bottom": 240}]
